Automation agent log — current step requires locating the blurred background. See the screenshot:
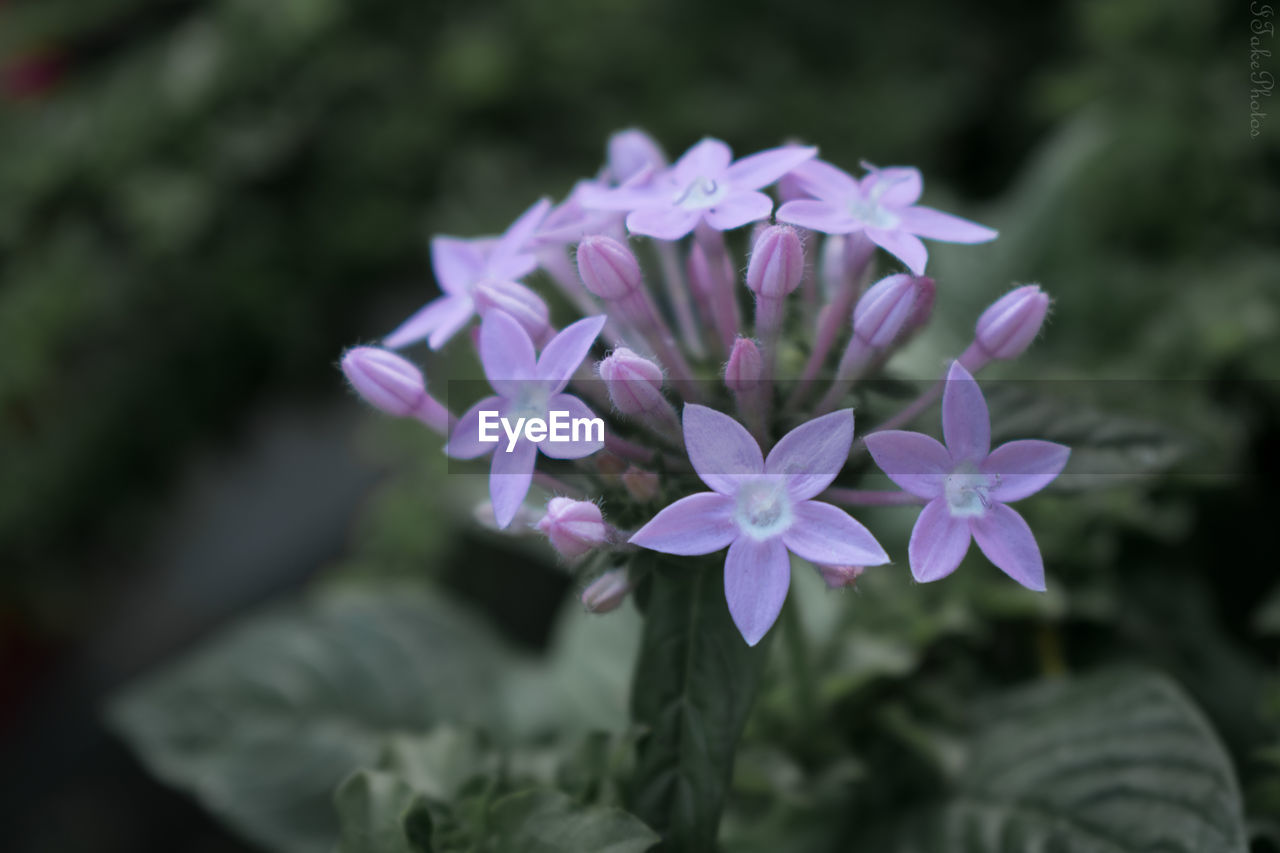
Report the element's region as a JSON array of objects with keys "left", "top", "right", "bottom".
[{"left": 0, "top": 0, "right": 1276, "bottom": 850}]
